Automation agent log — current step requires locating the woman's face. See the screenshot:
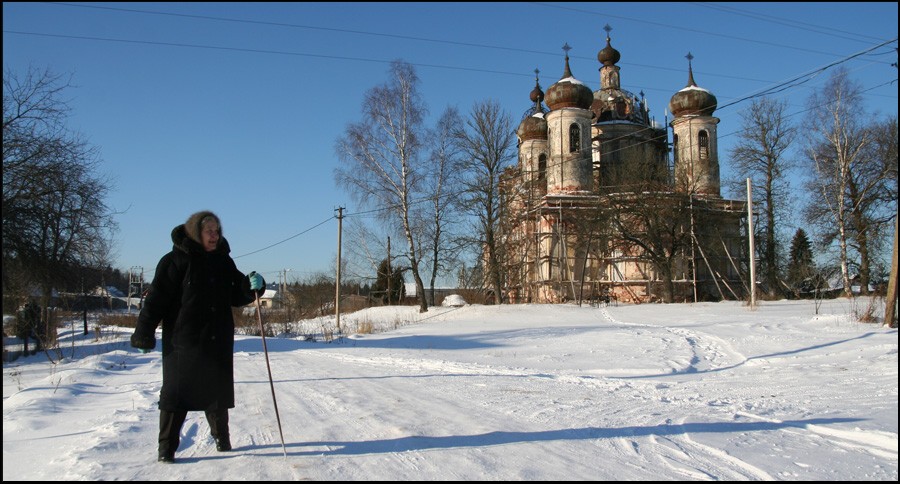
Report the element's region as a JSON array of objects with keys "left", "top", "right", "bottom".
[{"left": 201, "top": 221, "right": 220, "bottom": 252}]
